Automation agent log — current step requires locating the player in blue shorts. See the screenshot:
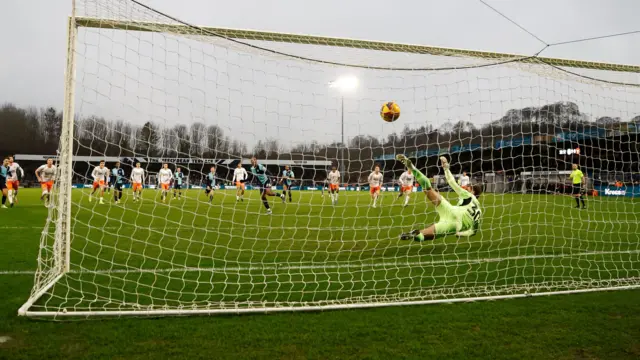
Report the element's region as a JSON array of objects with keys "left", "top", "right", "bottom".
[
  {"left": 173, "top": 167, "right": 185, "bottom": 200},
  {"left": 111, "top": 161, "right": 126, "bottom": 204},
  {"left": 396, "top": 155, "right": 483, "bottom": 241},
  {"left": 0, "top": 158, "right": 11, "bottom": 208},
  {"left": 279, "top": 165, "right": 295, "bottom": 203},
  {"left": 204, "top": 166, "right": 216, "bottom": 203},
  {"left": 250, "top": 157, "right": 285, "bottom": 214}
]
